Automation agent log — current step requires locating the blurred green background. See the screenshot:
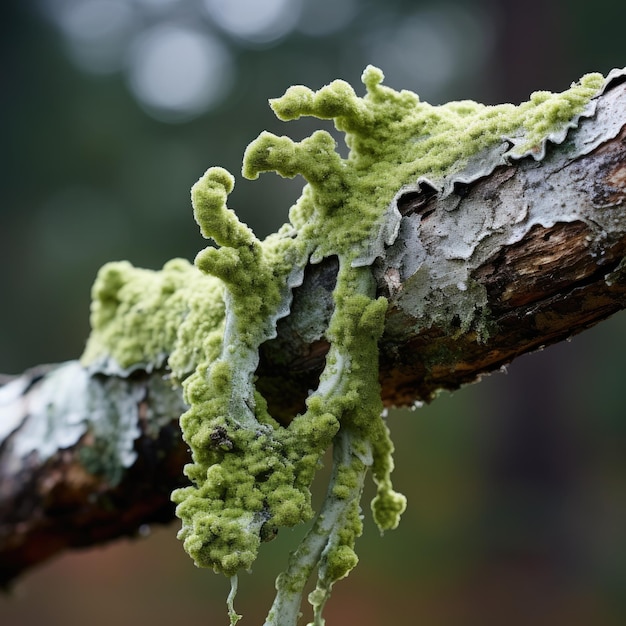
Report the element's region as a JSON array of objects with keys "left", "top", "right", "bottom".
[{"left": 2, "top": 0, "right": 626, "bottom": 624}]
